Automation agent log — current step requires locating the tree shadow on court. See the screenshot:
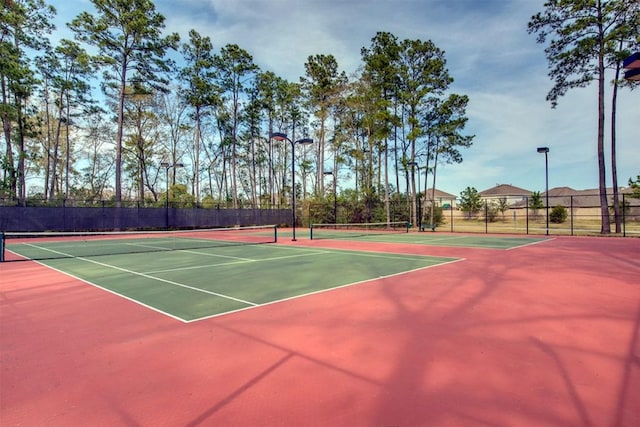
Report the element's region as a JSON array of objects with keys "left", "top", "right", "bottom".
[
  {"left": 362, "top": 241, "right": 640, "bottom": 426},
  {"left": 174, "top": 237, "right": 640, "bottom": 426}
]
